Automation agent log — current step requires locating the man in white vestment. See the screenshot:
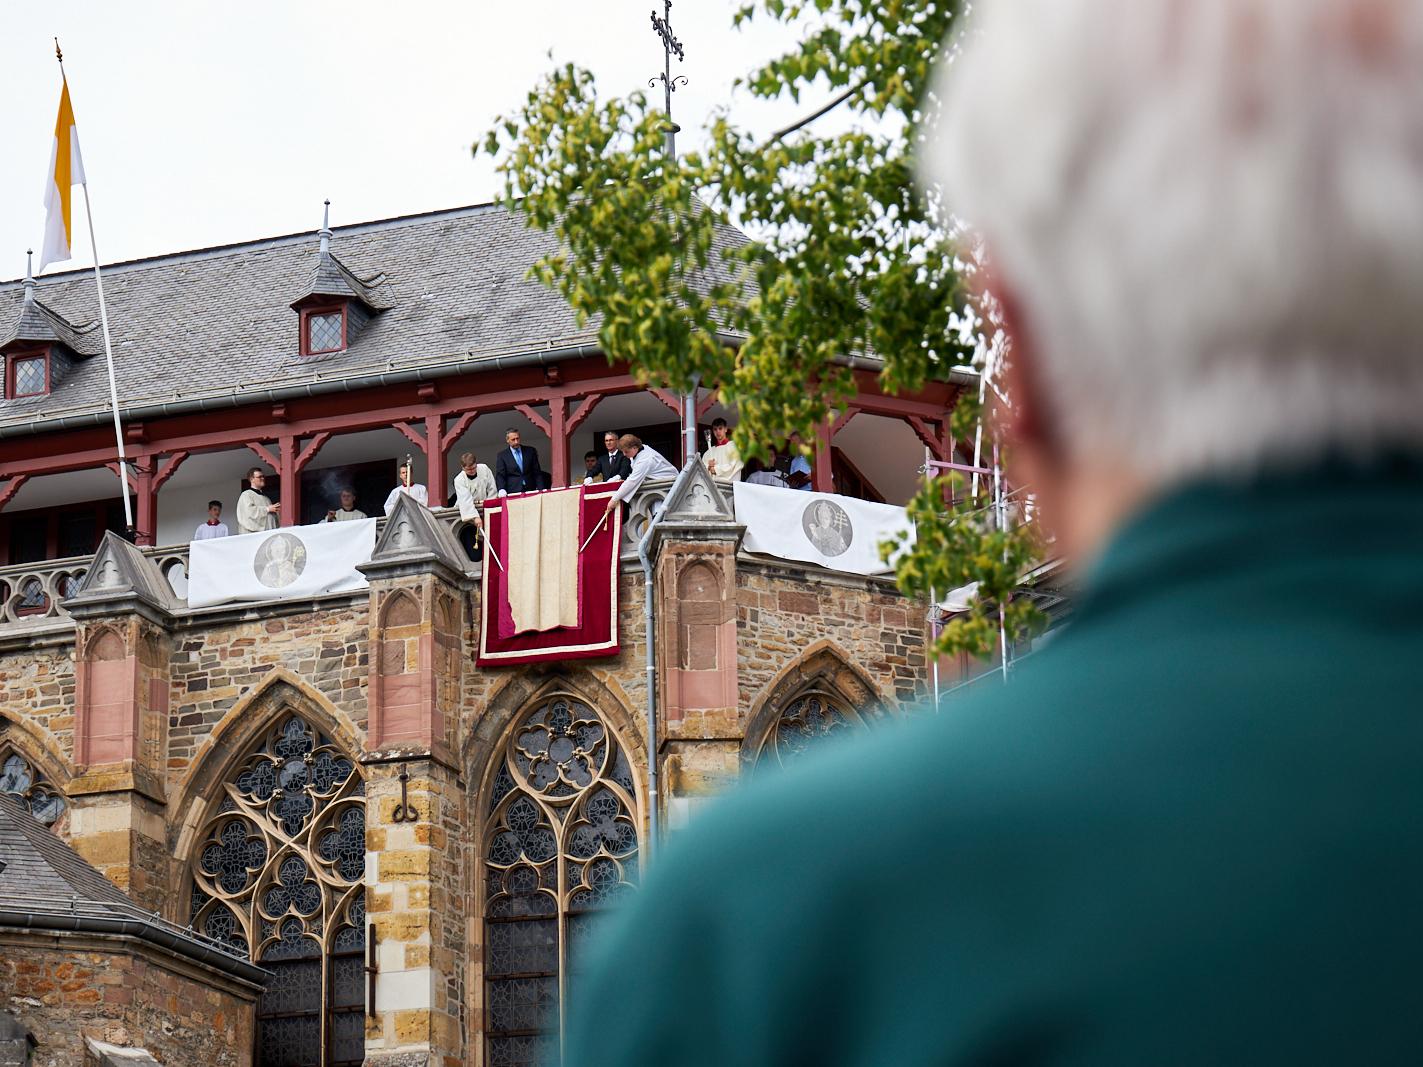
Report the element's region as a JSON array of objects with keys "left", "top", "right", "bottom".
[
  {"left": 383, "top": 461, "right": 429, "bottom": 515},
  {"left": 237, "top": 469, "right": 280, "bottom": 534},
  {"left": 603, "top": 434, "right": 678, "bottom": 517},
  {"left": 454, "top": 451, "right": 497, "bottom": 558}
]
